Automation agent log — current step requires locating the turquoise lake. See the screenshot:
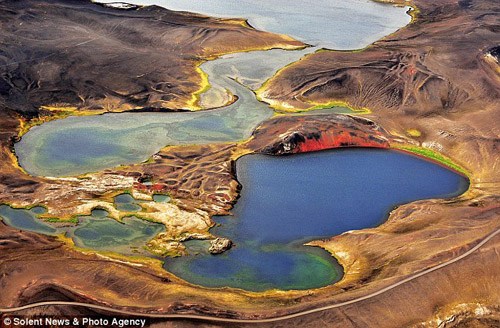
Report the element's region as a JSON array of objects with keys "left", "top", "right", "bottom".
[
  {"left": 14, "top": 49, "right": 348, "bottom": 177},
  {"left": 0, "top": 205, "right": 165, "bottom": 256}
]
